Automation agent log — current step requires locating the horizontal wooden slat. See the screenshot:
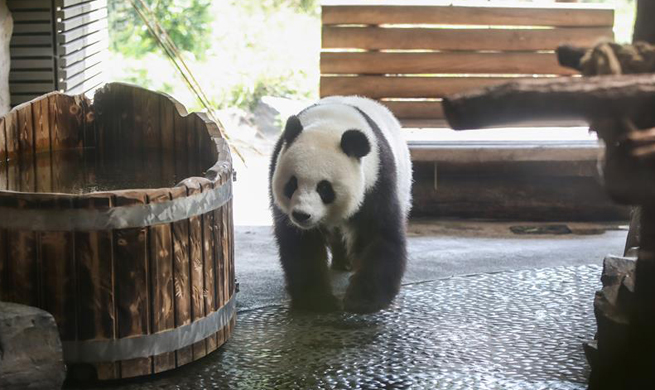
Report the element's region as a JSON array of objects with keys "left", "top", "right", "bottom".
[
  {"left": 57, "top": 0, "right": 107, "bottom": 20},
  {"left": 320, "top": 76, "right": 545, "bottom": 98},
  {"left": 381, "top": 100, "right": 444, "bottom": 120},
  {"left": 9, "top": 71, "right": 55, "bottom": 82},
  {"left": 59, "top": 62, "right": 103, "bottom": 90},
  {"left": 59, "top": 50, "right": 106, "bottom": 78},
  {"left": 322, "top": 26, "right": 613, "bottom": 51},
  {"left": 9, "top": 82, "right": 55, "bottom": 93},
  {"left": 57, "top": 8, "right": 108, "bottom": 31},
  {"left": 13, "top": 22, "right": 52, "bottom": 34},
  {"left": 58, "top": 29, "right": 107, "bottom": 55},
  {"left": 11, "top": 11, "right": 51, "bottom": 22},
  {"left": 56, "top": 0, "right": 96, "bottom": 7},
  {"left": 11, "top": 59, "right": 54, "bottom": 69},
  {"left": 321, "top": 1, "right": 614, "bottom": 27},
  {"left": 57, "top": 19, "right": 108, "bottom": 43},
  {"left": 10, "top": 47, "right": 53, "bottom": 57},
  {"left": 10, "top": 35, "right": 53, "bottom": 46},
  {"left": 58, "top": 39, "right": 108, "bottom": 67},
  {"left": 321, "top": 52, "right": 575, "bottom": 75},
  {"left": 7, "top": 0, "right": 52, "bottom": 10},
  {"left": 64, "top": 72, "right": 104, "bottom": 94}
]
